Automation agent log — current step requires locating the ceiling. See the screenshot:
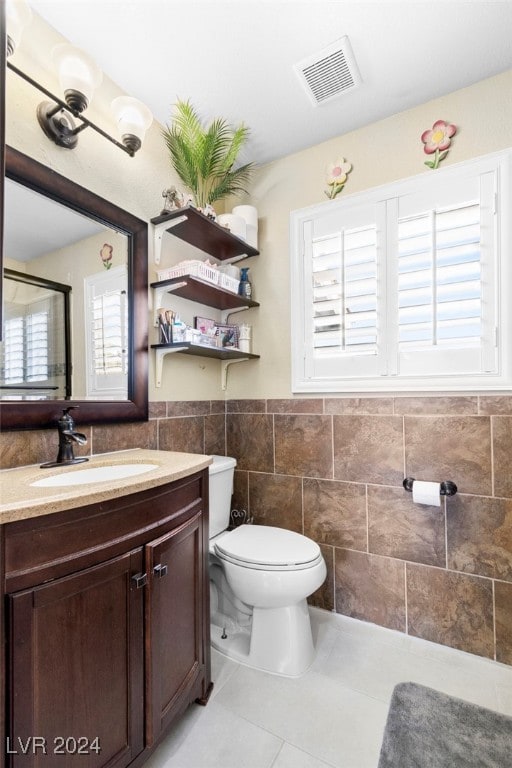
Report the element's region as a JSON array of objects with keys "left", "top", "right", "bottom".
[{"left": 22, "top": 1, "right": 512, "bottom": 166}]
